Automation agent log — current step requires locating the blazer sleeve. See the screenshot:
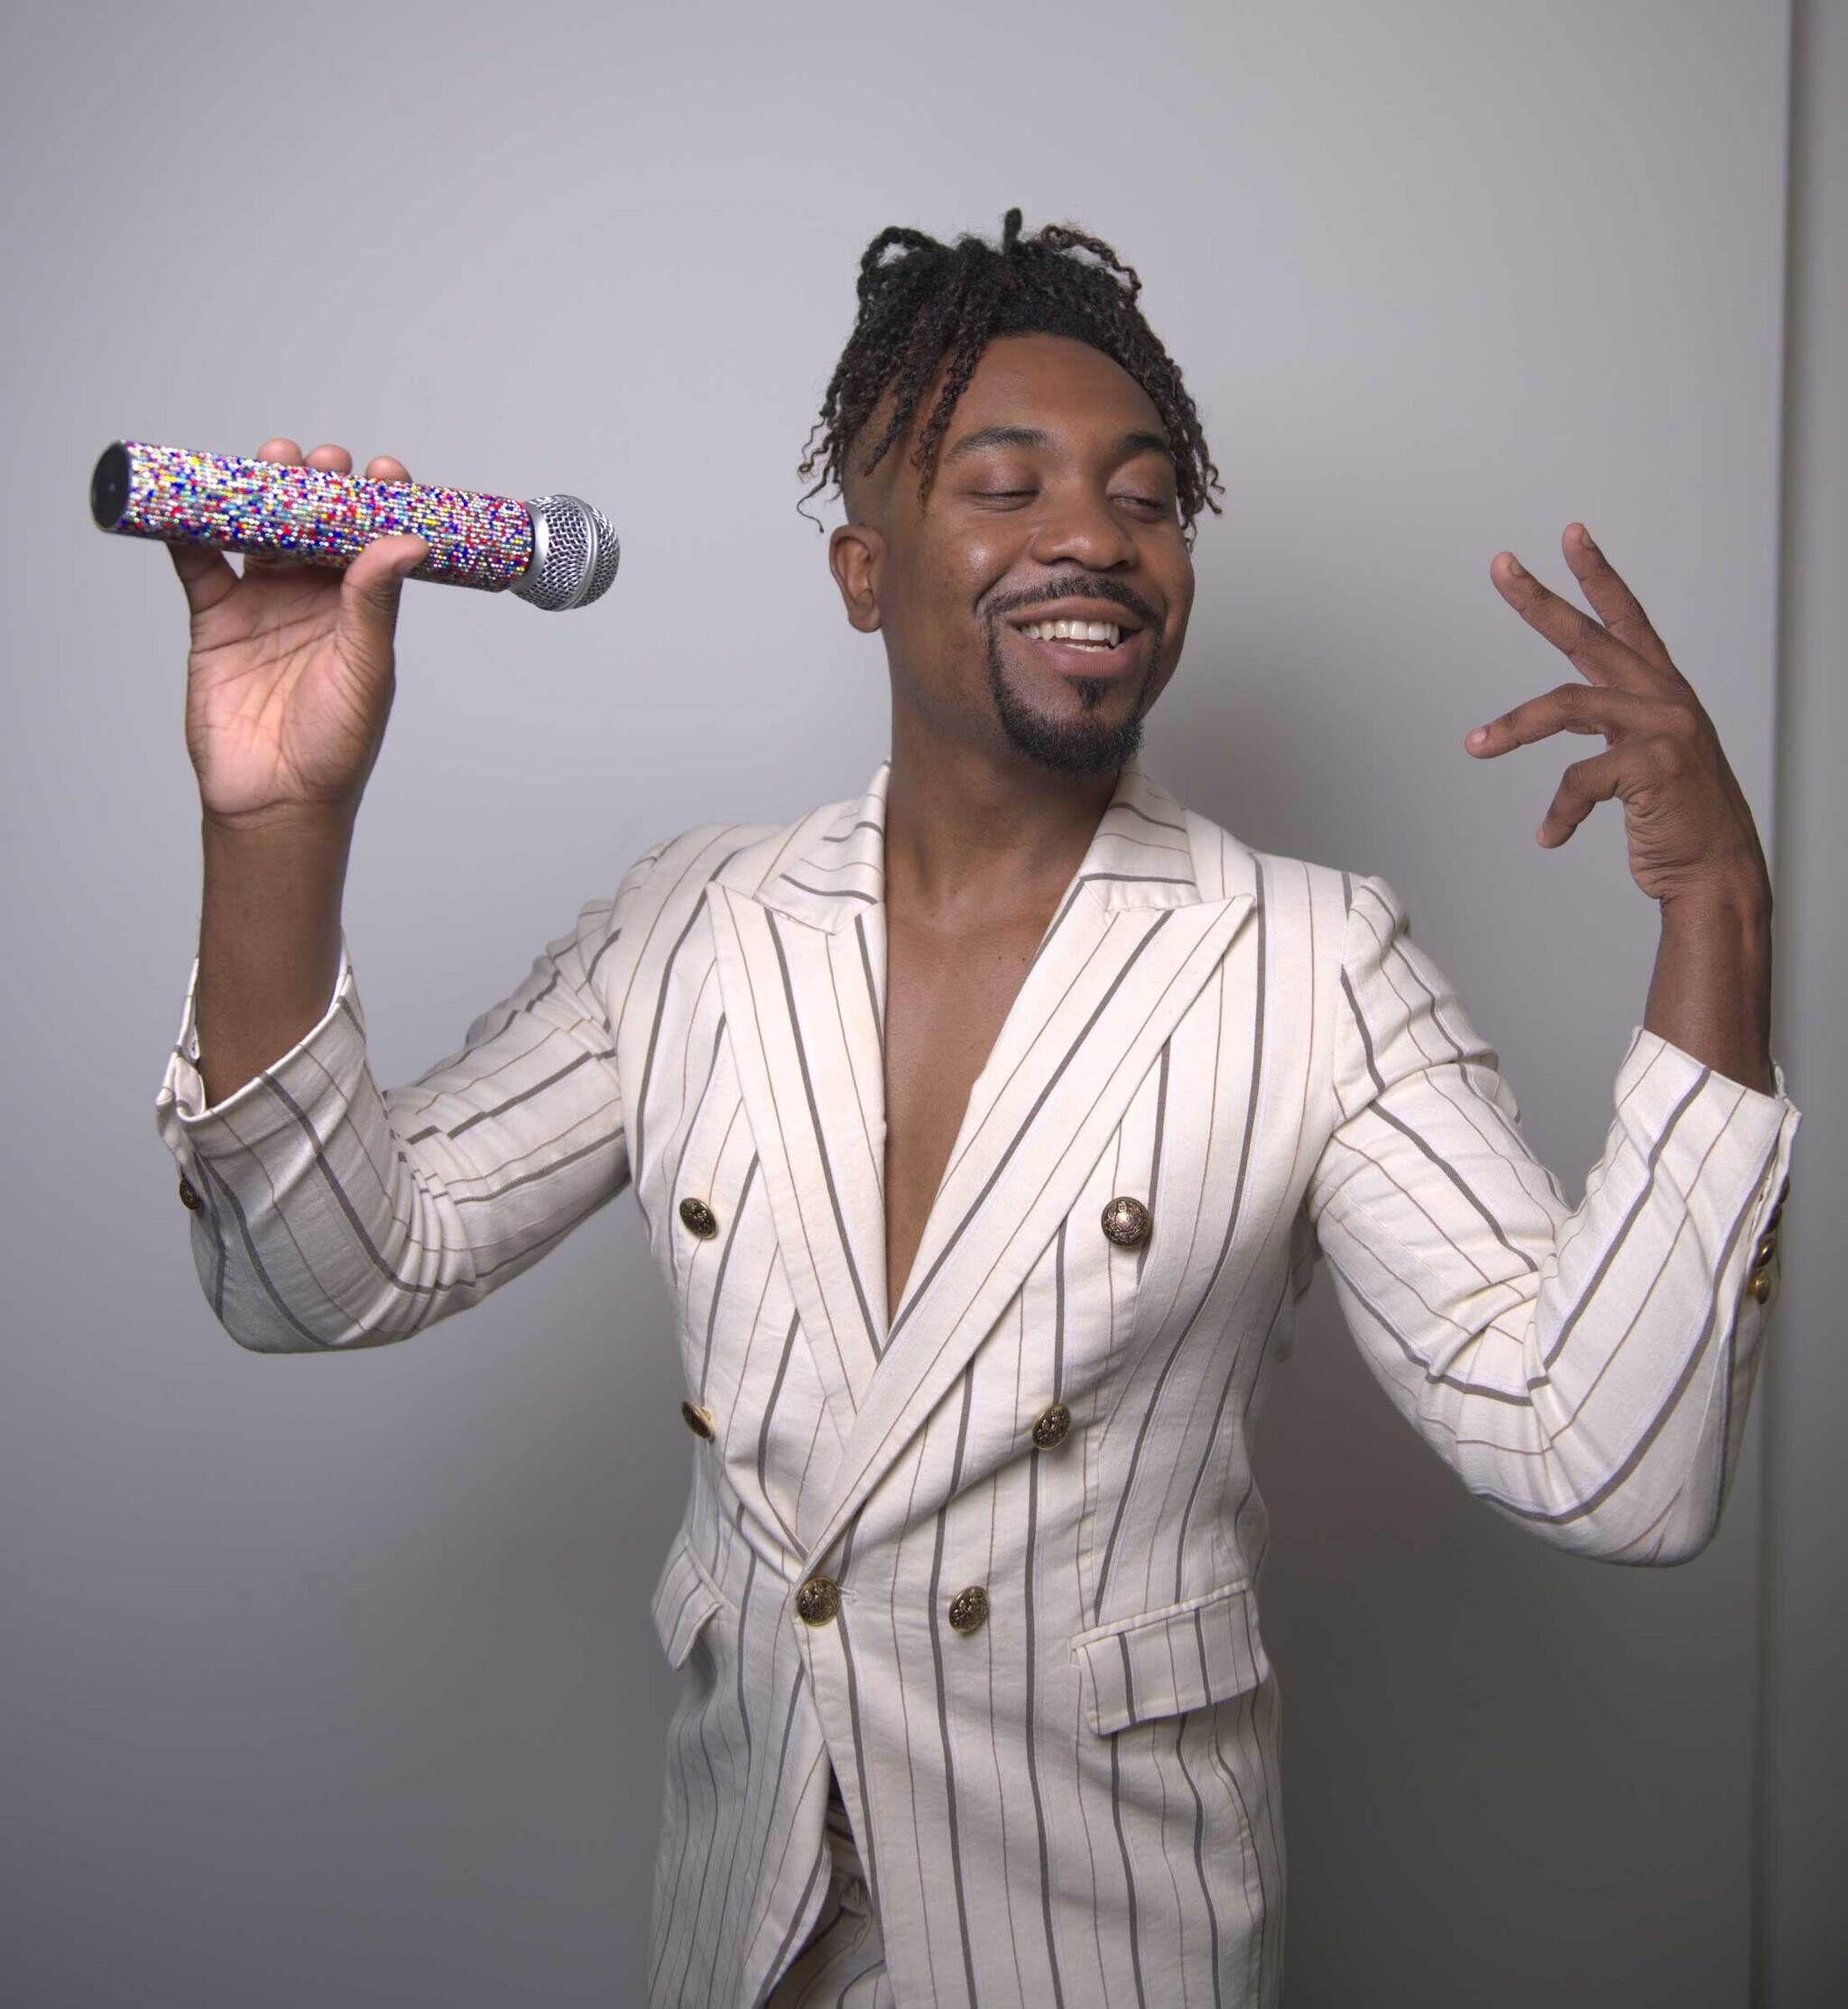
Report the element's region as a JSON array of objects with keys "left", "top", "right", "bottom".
[
  {"left": 1302, "top": 870, "right": 1802, "bottom": 1565},
  {"left": 152, "top": 847, "right": 661, "bottom": 1354}
]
